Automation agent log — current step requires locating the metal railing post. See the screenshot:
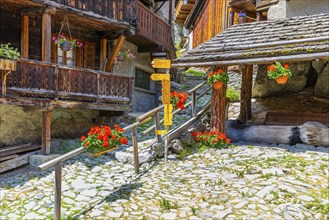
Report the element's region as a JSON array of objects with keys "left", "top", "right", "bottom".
[
  {"left": 132, "top": 127, "right": 139, "bottom": 174},
  {"left": 54, "top": 162, "right": 62, "bottom": 220},
  {"left": 155, "top": 111, "right": 162, "bottom": 143},
  {"left": 191, "top": 91, "right": 196, "bottom": 117}
]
